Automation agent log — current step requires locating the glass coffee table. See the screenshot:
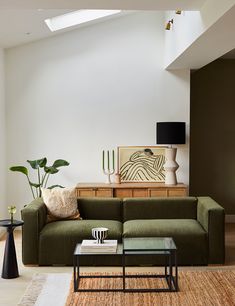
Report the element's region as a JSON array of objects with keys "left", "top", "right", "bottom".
[
  {"left": 73, "top": 237, "right": 178, "bottom": 292},
  {"left": 123, "top": 237, "right": 178, "bottom": 292}
]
